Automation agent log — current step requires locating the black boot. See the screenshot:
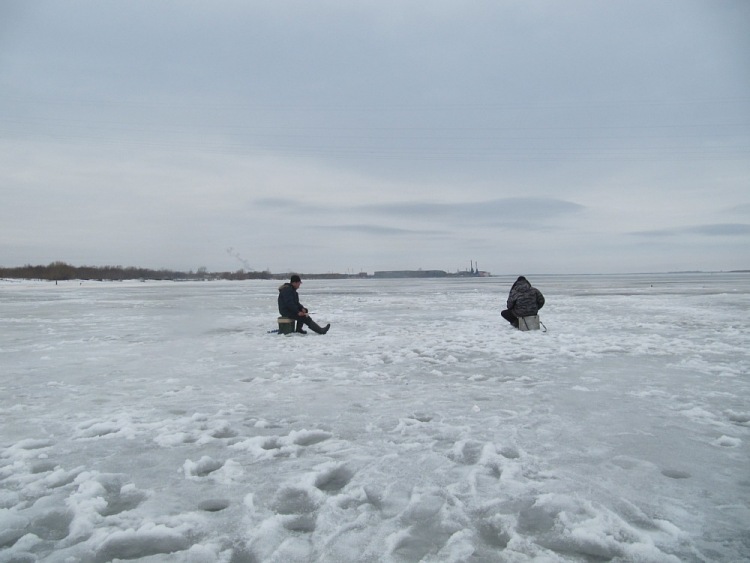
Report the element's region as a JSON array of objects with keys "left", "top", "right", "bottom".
[
  {"left": 295, "top": 320, "right": 307, "bottom": 334},
  {"left": 308, "top": 319, "right": 330, "bottom": 335}
]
